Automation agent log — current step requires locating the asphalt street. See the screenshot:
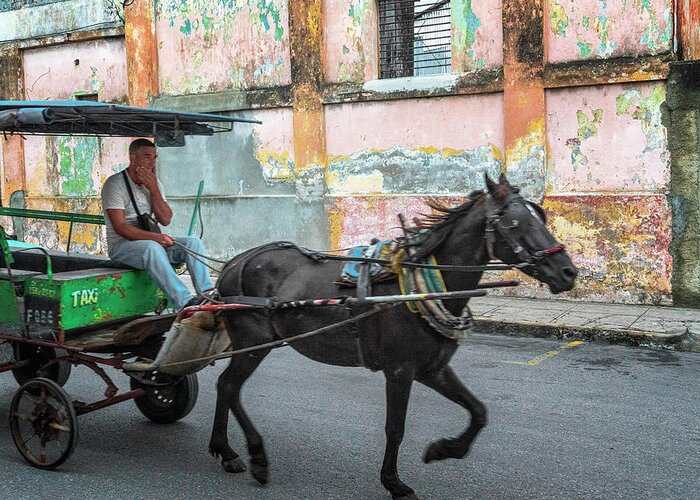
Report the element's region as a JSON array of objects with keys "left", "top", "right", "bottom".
[{"left": 0, "top": 333, "right": 697, "bottom": 500}]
